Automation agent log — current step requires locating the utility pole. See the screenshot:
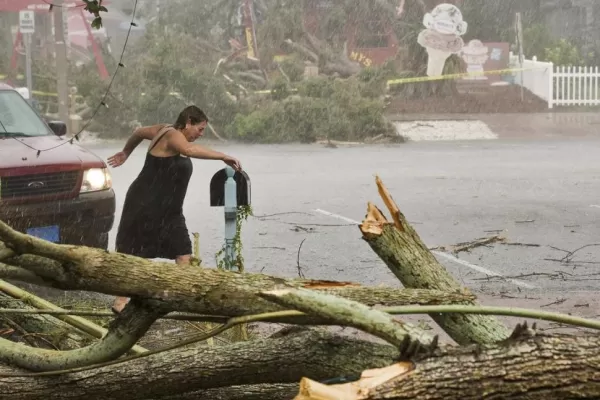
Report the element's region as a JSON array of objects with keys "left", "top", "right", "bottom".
[
  {"left": 25, "top": 32, "right": 32, "bottom": 97},
  {"left": 18, "top": 10, "right": 35, "bottom": 98},
  {"left": 53, "top": 0, "right": 70, "bottom": 131},
  {"left": 515, "top": 12, "right": 525, "bottom": 103}
]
